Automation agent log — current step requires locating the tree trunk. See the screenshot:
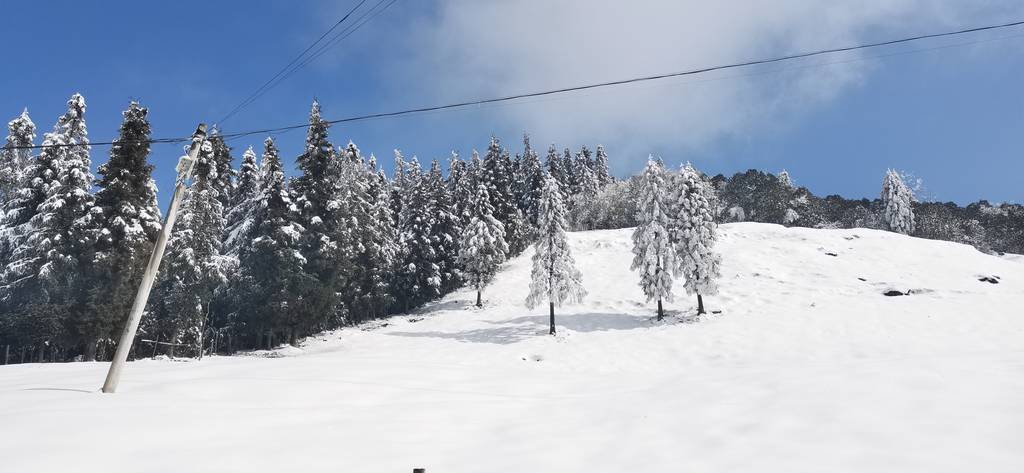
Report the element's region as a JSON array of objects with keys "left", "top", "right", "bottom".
[
  {"left": 267, "top": 330, "right": 274, "bottom": 350},
  {"left": 3, "top": 345, "right": 8, "bottom": 365},
  {"left": 20, "top": 346, "right": 26, "bottom": 363},
  {"left": 549, "top": 302, "right": 556, "bottom": 335},
  {"left": 476, "top": 290, "right": 482, "bottom": 308},
  {"left": 84, "top": 338, "right": 98, "bottom": 362},
  {"left": 697, "top": 294, "right": 705, "bottom": 315},
  {"left": 36, "top": 345, "right": 44, "bottom": 363},
  {"left": 288, "top": 327, "right": 296, "bottom": 347},
  {"left": 152, "top": 335, "right": 161, "bottom": 358},
  {"left": 657, "top": 298, "right": 664, "bottom": 321}
]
